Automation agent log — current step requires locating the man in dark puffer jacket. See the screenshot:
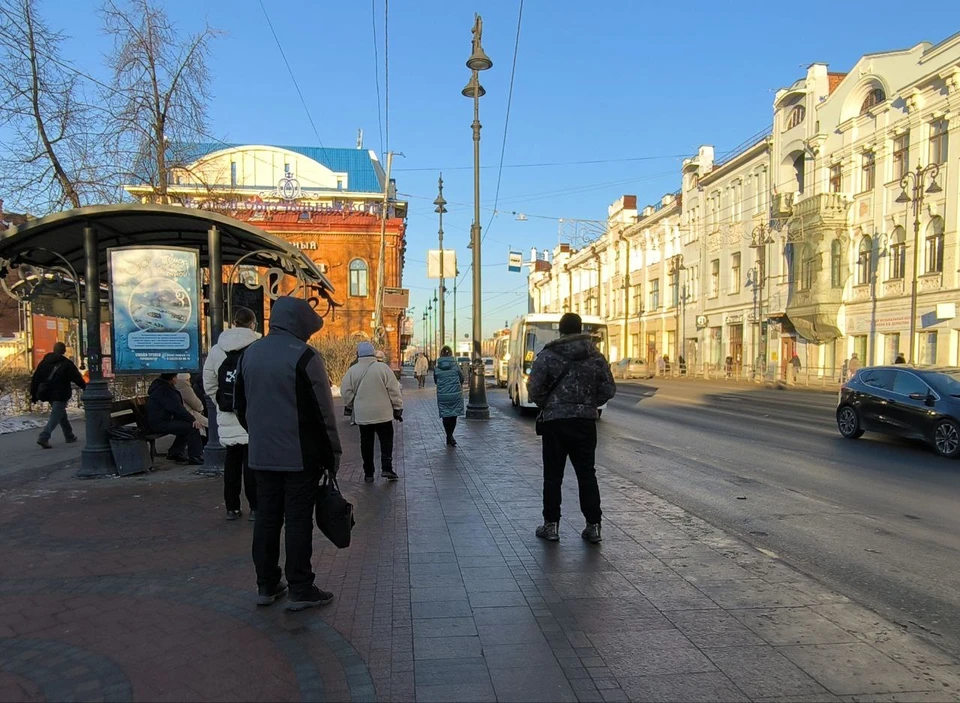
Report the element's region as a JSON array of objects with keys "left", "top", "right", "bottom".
[
  {"left": 31, "top": 341, "right": 86, "bottom": 449},
  {"left": 528, "top": 313, "right": 616, "bottom": 544}
]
